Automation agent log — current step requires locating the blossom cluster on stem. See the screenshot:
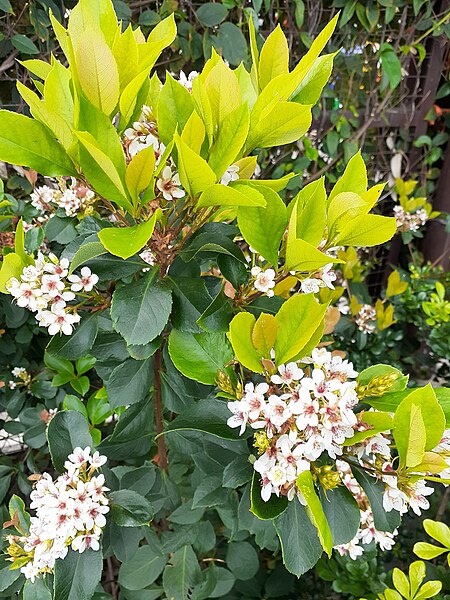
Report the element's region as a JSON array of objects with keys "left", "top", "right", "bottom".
[
  {"left": 31, "top": 179, "right": 95, "bottom": 218},
  {"left": 6, "top": 447, "right": 108, "bottom": 582},
  {"left": 6, "top": 253, "right": 98, "bottom": 336}
]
